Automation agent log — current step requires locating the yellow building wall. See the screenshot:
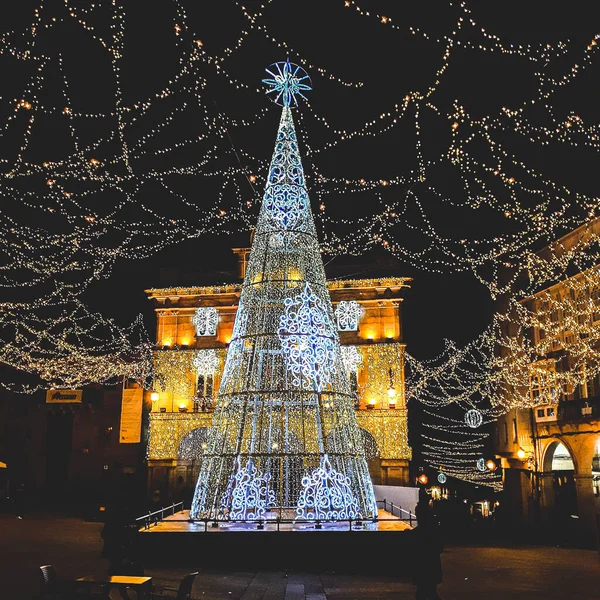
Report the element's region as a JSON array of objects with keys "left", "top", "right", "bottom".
[{"left": 147, "top": 279, "right": 412, "bottom": 472}]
